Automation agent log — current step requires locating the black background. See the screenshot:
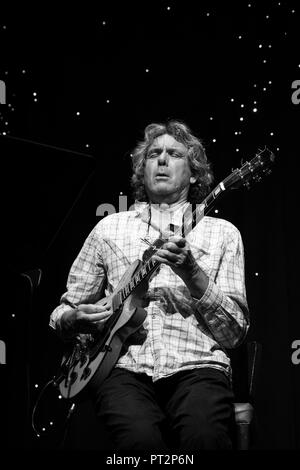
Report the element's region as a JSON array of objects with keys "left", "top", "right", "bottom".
[{"left": 1, "top": 1, "right": 299, "bottom": 451}]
